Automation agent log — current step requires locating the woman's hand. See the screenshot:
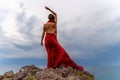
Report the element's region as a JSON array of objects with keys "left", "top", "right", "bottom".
[
  {"left": 45, "top": 6, "right": 50, "bottom": 10},
  {"left": 40, "top": 42, "right": 43, "bottom": 46}
]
